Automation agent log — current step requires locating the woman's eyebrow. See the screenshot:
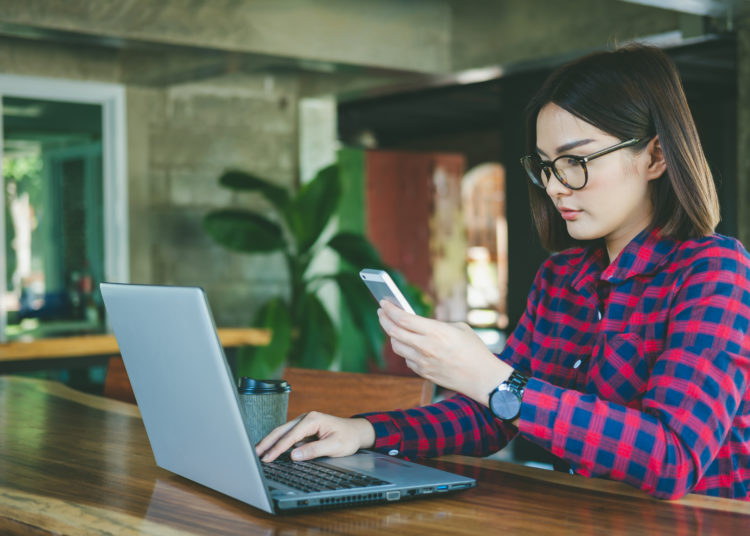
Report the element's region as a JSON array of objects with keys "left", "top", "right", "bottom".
[{"left": 537, "top": 138, "right": 595, "bottom": 158}]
